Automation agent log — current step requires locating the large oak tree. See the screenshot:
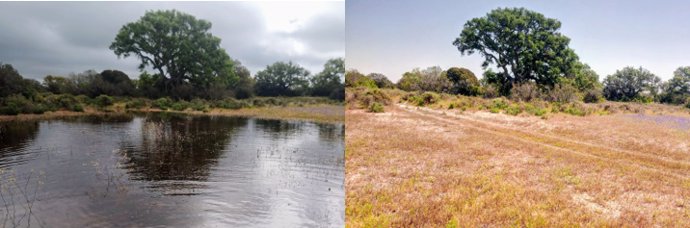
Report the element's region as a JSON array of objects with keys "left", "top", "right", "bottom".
[
  {"left": 453, "top": 7, "right": 579, "bottom": 94},
  {"left": 110, "top": 10, "right": 236, "bottom": 98}
]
